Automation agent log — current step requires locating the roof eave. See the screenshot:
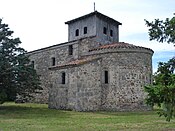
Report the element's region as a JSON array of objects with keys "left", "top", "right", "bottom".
[{"left": 65, "top": 11, "right": 122, "bottom": 25}]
